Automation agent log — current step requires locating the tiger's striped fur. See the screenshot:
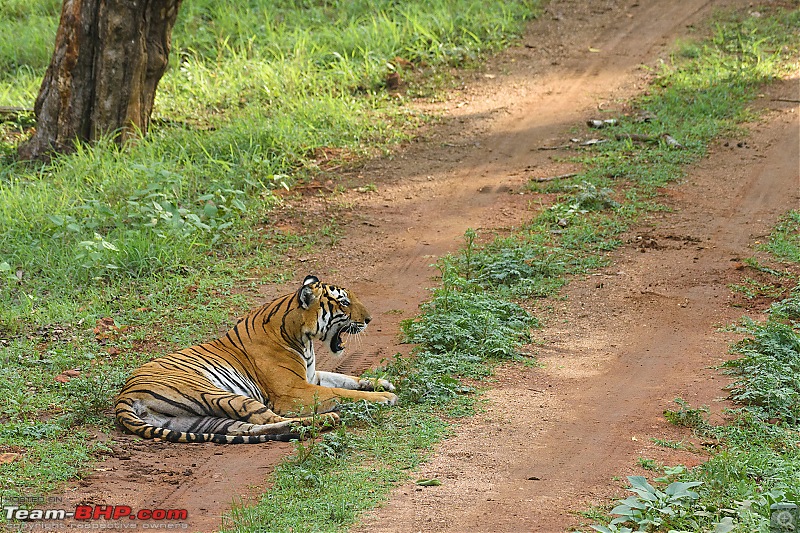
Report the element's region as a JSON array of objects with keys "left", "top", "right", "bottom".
[{"left": 115, "top": 276, "right": 397, "bottom": 444}]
